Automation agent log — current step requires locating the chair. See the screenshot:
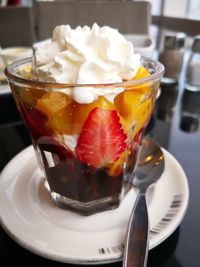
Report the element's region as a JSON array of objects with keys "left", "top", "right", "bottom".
[
  {"left": 33, "top": 0, "right": 151, "bottom": 41},
  {"left": 0, "top": 6, "right": 37, "bottom": 47}
]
